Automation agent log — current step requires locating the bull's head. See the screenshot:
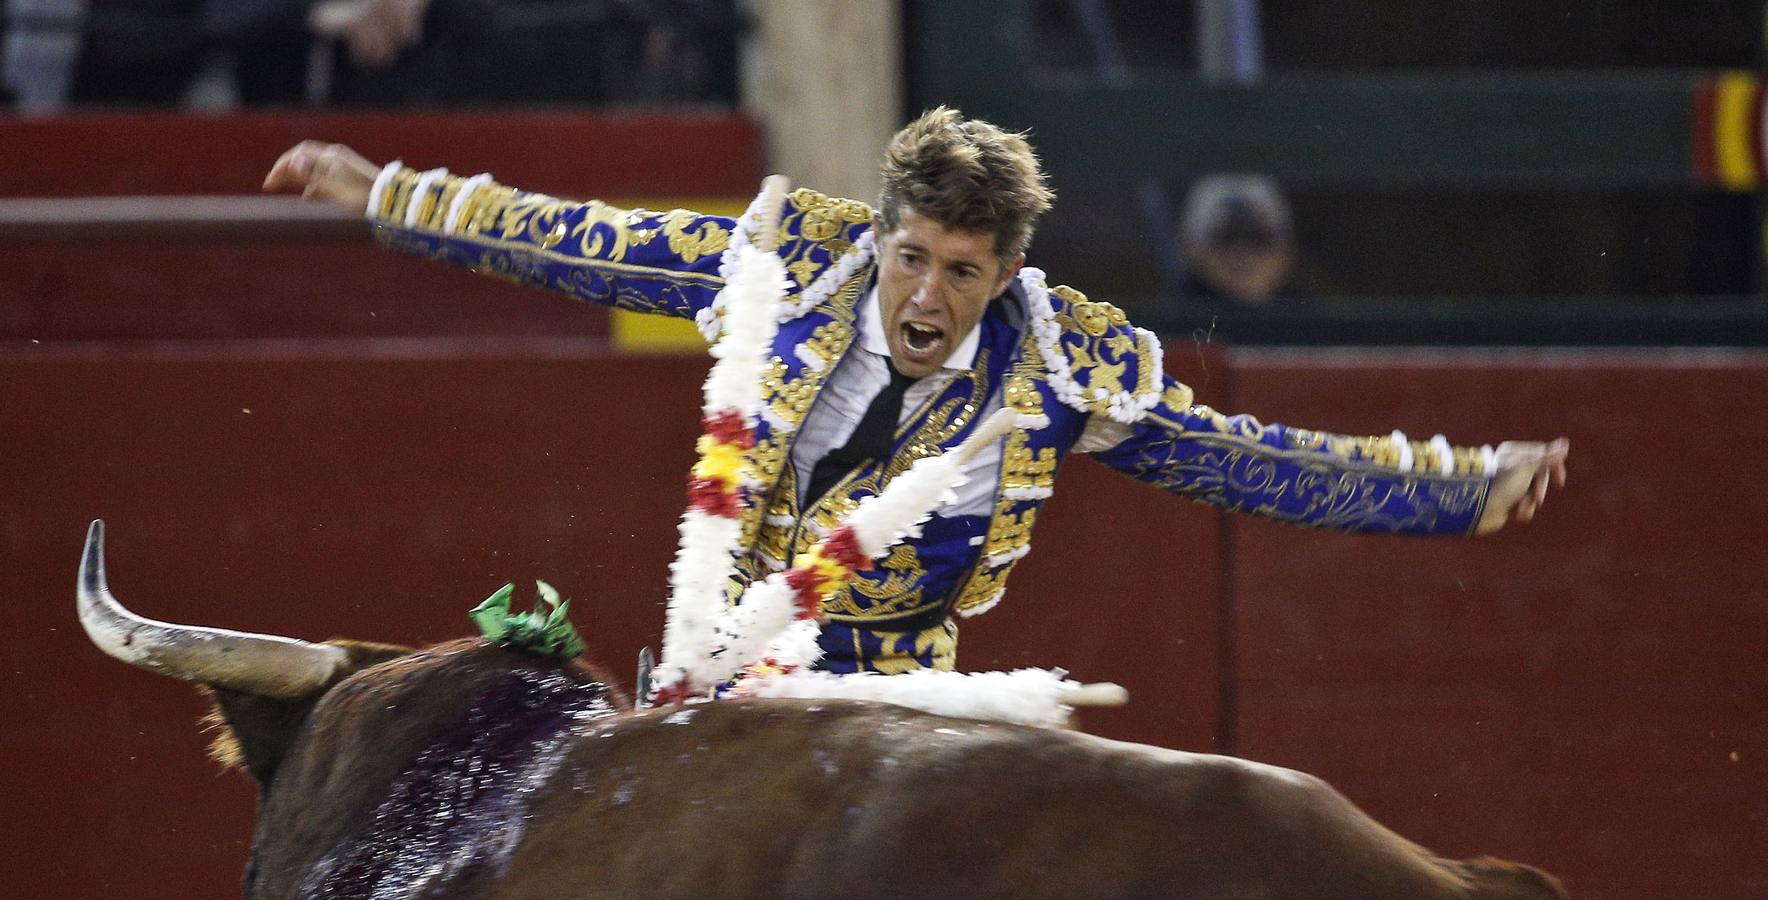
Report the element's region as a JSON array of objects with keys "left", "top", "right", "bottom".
[{"left": 77, "top": 520, "right": 626, "bottom": 898}]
